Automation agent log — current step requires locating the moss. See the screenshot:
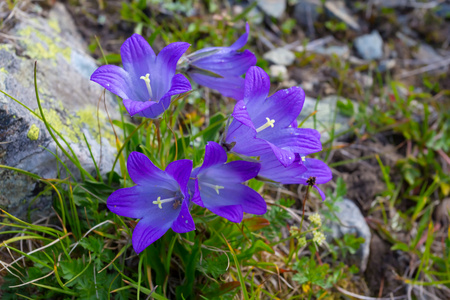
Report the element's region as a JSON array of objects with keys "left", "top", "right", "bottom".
[
  {"left": 27, "top": 124, "right": 40, "bottom": 141},
  {"left": 17, "top": 26, "right": 71, "bottom": 62}
]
